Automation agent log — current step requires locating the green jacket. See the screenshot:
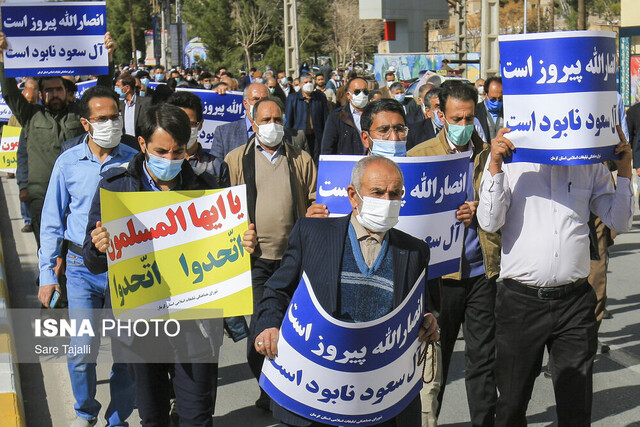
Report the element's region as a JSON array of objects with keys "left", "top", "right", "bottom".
[
  {"left": 0, "top": 62, "right": 113, "bottom": 201},
  {"left": 407, "top": 130, "right": 501, "bottom": 280}
]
